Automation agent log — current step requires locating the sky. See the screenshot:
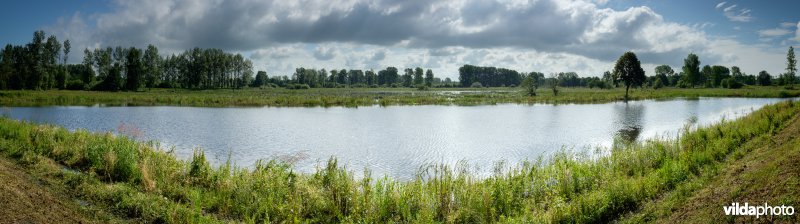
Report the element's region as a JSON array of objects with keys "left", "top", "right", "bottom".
[{"left": 1, "top": 0, "right": 798, "bottom": 79}]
